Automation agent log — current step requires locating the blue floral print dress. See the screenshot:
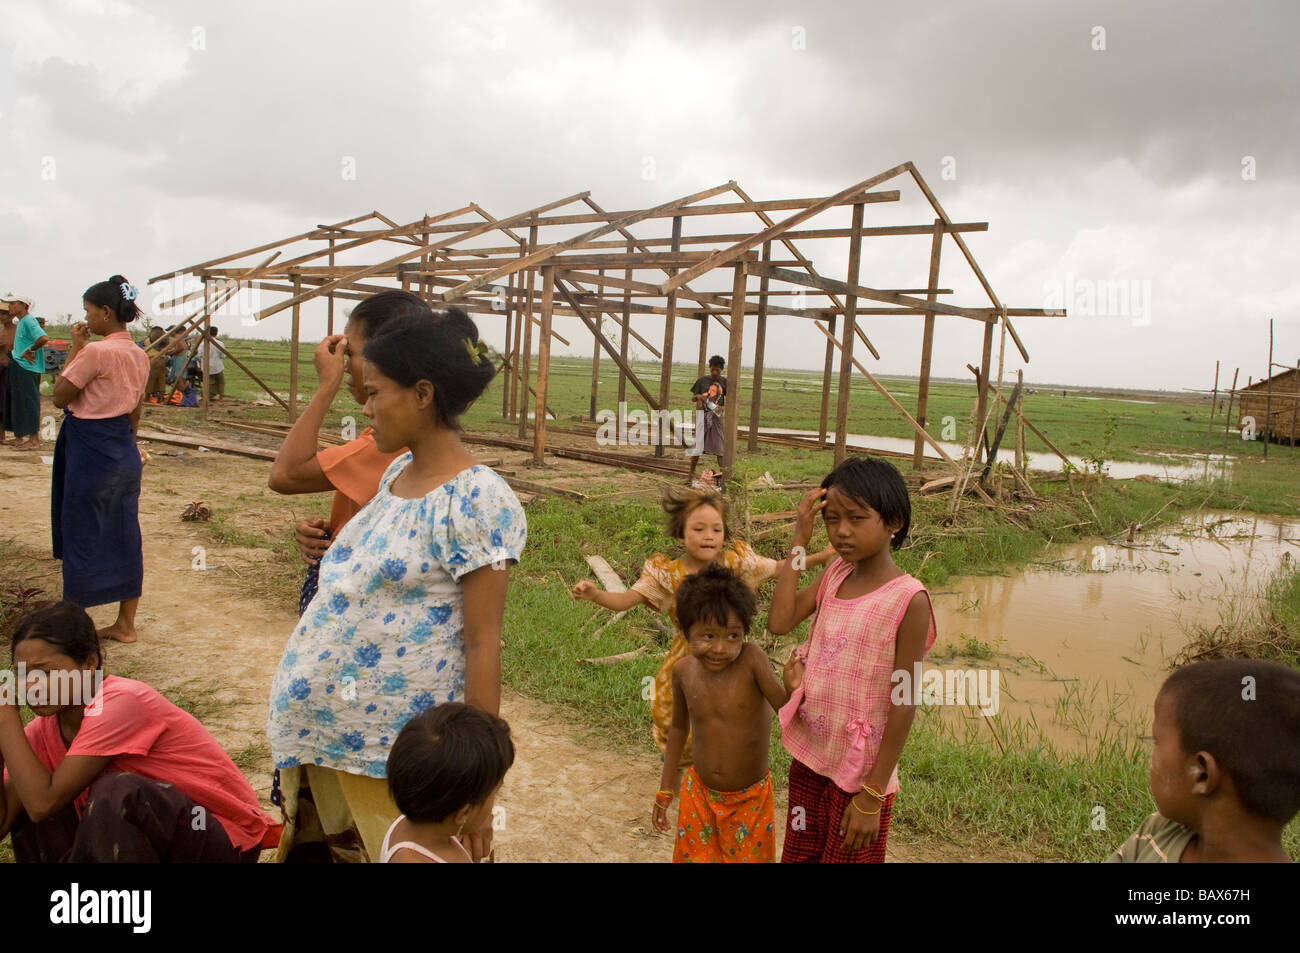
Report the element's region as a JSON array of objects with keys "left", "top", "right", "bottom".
[{"left": 267, "top": 456, "right": 526, "bottom": 777}]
